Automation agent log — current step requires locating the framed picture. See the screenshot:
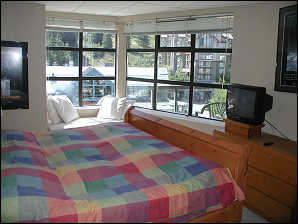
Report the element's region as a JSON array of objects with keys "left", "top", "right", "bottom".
[
  {"left": 1, "top": 41, "right": 29, "bottom": 109},
  {"left": 274, "top": 5, "right": 297, "bottom": 93}
]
